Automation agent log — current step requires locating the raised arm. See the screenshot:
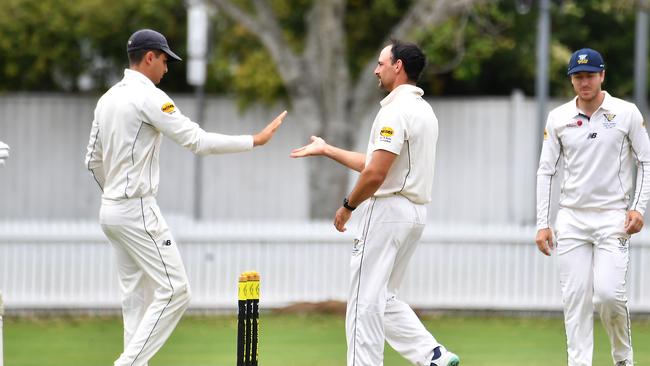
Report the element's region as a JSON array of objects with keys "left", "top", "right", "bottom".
[{"left": 290, "top": 136, "right": 366, "bottom": 172}]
